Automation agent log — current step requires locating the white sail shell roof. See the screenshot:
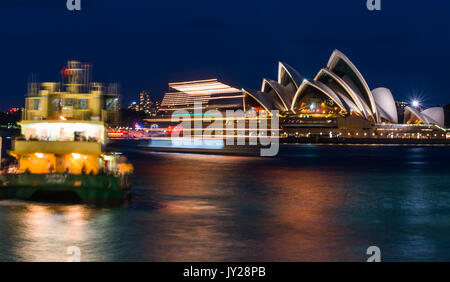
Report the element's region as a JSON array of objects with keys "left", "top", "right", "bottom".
[
  {"left": 421, "top": 107, "right": 445, "bottom": 127},
  {"left": 372, "top": 87, "right": 398, "bottom": 123}
]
